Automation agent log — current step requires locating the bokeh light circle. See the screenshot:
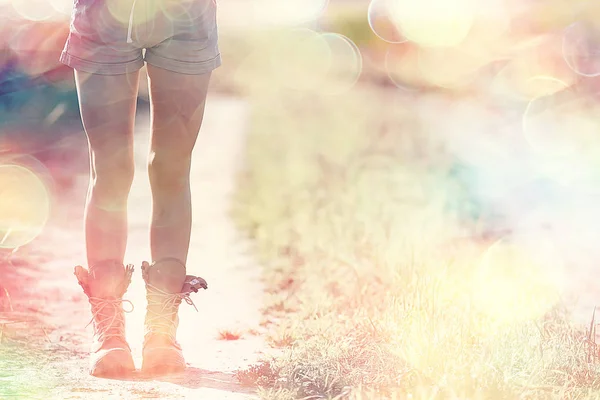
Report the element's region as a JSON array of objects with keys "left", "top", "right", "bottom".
[
  {"left": 270, "top": 28, "right": 332, "bottom": 91},
  {"left": 490, "top": 62, "right": 576, "bottom": 103},
  {"left": 472, "top": 237, "right": 563, "bottom": 325},
  {"left": 158, "top": 0, "right": 209, "bottom": 20},
  {"left": 0, "top": 164, "right": 51, "bottom": 249},
  {"left": 389, "top": 0, "right": 475, "bottom": 47},
  {"left": 417, "top": 47, "right": 483, "bottom": 89},
  {"left": 48, "top": 0, "right": 73, "bottom": 16},
  {"left": 524, "top": 87, "right": 600, "bottom": 187},
  {"left": 384, "top": 43, "right": 423, "bottom": 91},
  {"left": 319, "top": 33, "right": 363, "bottom": 95},
  {"left": 10, "top": 0, "right": 56, "bottom": 21},
  {"left": 105, "top": 0, "right": 136, "bottom": 26},
  {"left": 490, "top": 34, "right": 578, "bottom": 102},
  {"left": 367, "top": 0, "right": 407, "bottom": 44},
  {"left": 9, "top": 21, "right": 68, "bottom": 77},
  {"left": 514, "top": 203, "right": 600, "bottom": 326},
  {"left": 524, "top": 87, "right": 599, "bottom": 157},
  {"left": 562, "top": 21, "right": 600, "bottom": 77},
  {"left": 524, "top": 75, "right": 572, "bottom": 98},
  {"left": 245, "top": 0, "right": 329, "bottom": 27}
]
